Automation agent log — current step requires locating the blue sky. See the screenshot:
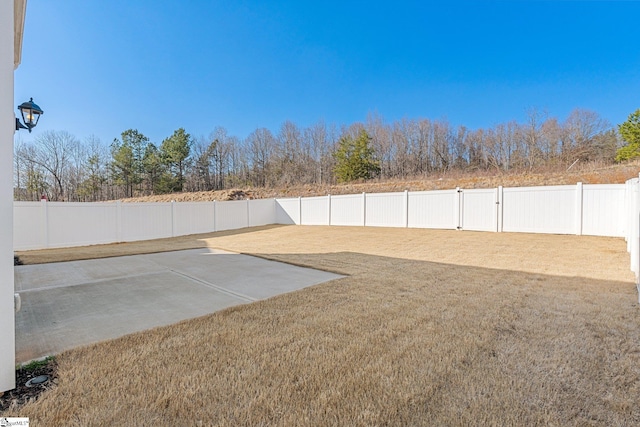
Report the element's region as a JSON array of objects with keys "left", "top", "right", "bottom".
[{"left": 14, "top": 0, "right": 640, "bottom": 146}]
